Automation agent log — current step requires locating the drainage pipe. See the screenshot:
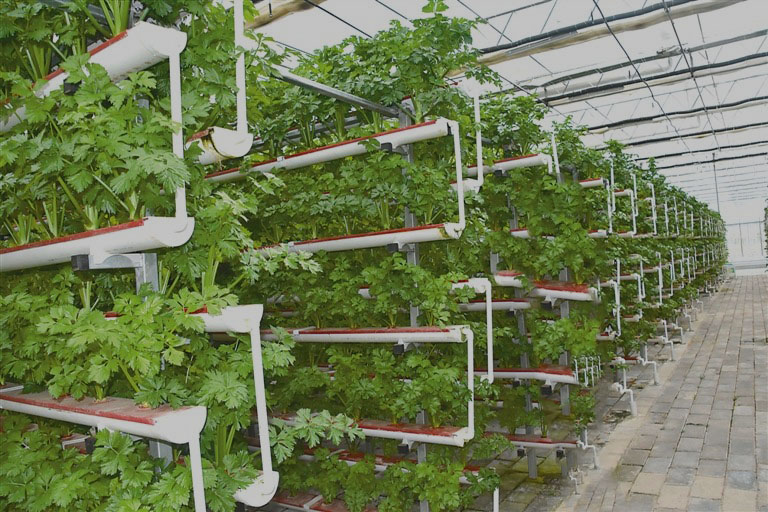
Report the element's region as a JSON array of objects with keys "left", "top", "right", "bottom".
[
  {"left": 0, "top": 386, "right": 207, "bottom": 511},
  {"left": 193, "top": 305, "right": 279, "bottom": 507}
]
